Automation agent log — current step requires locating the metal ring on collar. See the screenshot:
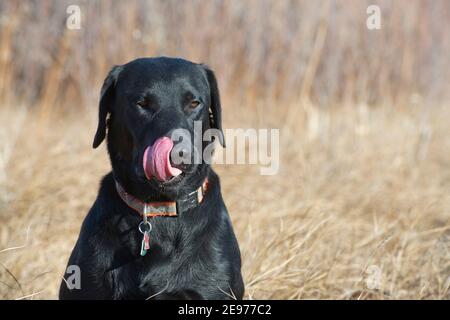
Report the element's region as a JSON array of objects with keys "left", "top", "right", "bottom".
[{"left": 138, "top": 221, "right": 152, "bottom": 234}]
